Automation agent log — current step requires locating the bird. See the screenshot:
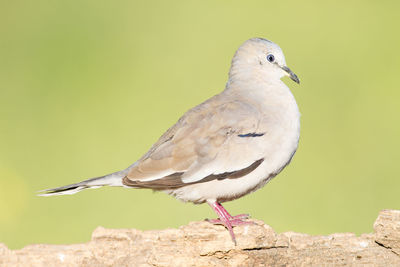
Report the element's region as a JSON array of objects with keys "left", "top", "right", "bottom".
[{"left": 39, "top": 37, "right": 300, "bottom": 245}]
